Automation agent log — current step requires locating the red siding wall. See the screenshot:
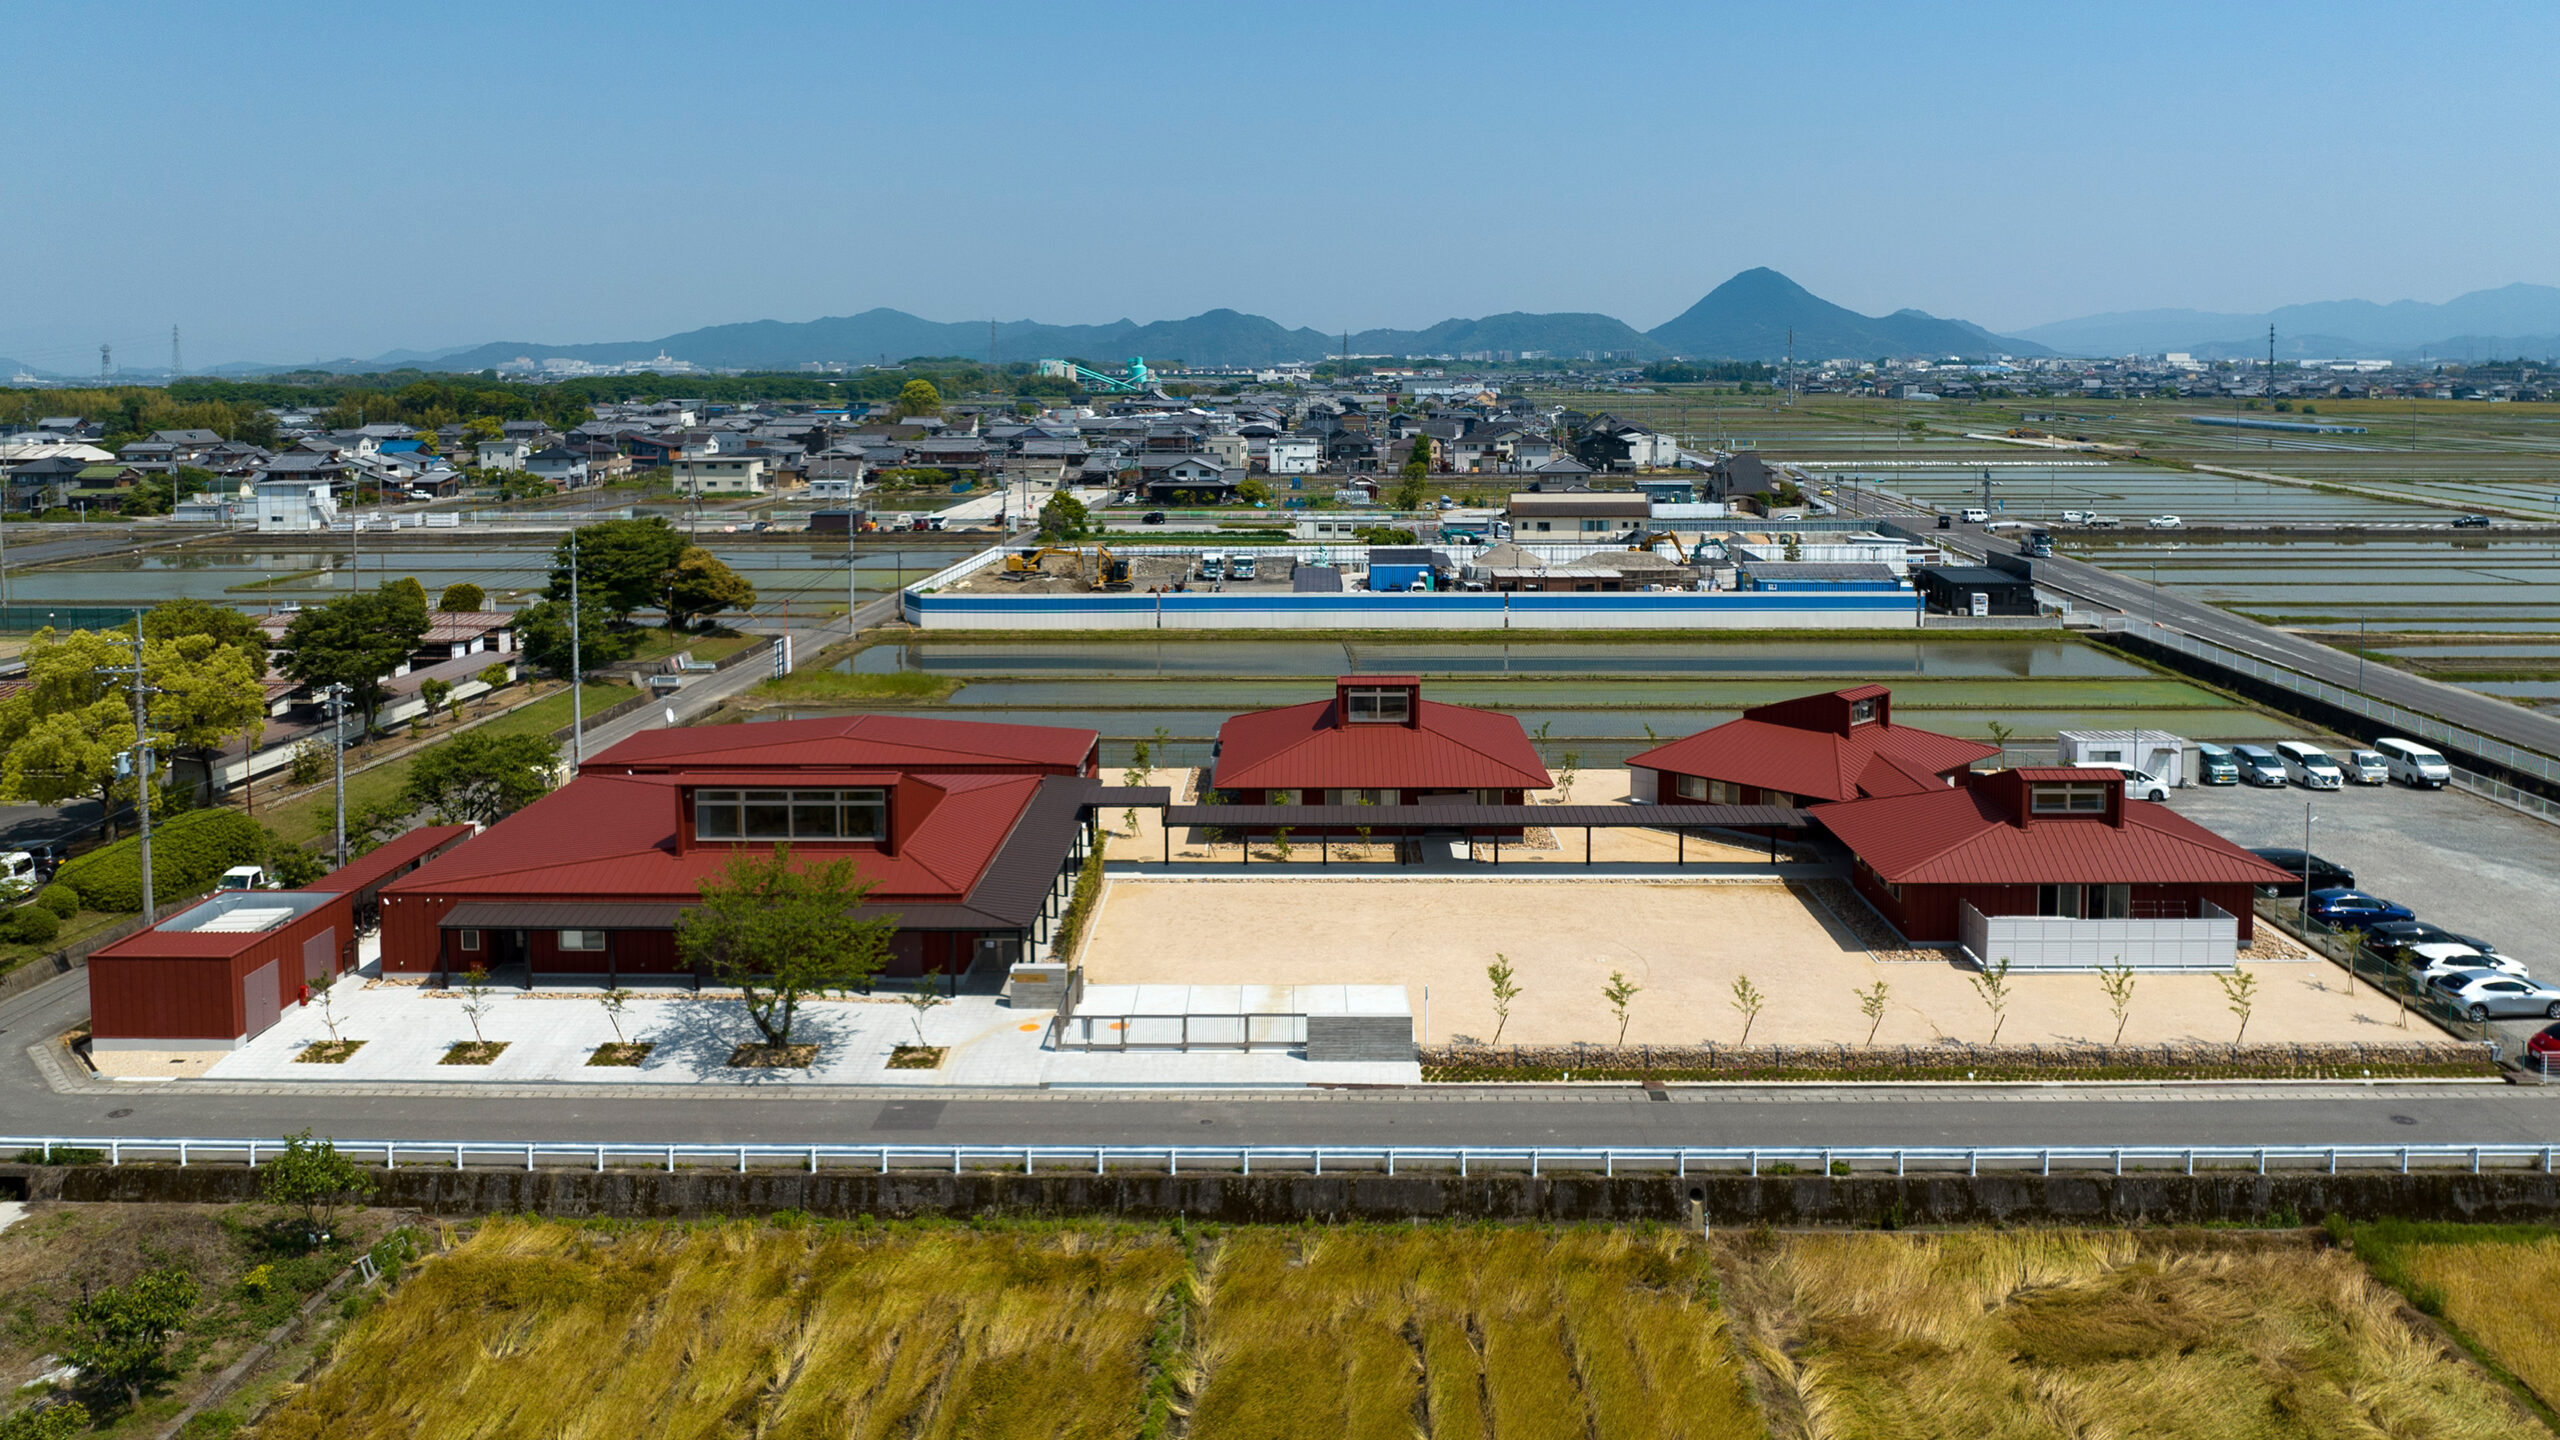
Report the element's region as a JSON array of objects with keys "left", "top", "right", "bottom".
[
  {"left": 1849, "top": 868, "right": 2259, "bottom": 945},
  {"left": 89, "top": 892, "right": 356, "bottom": 1043}
]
